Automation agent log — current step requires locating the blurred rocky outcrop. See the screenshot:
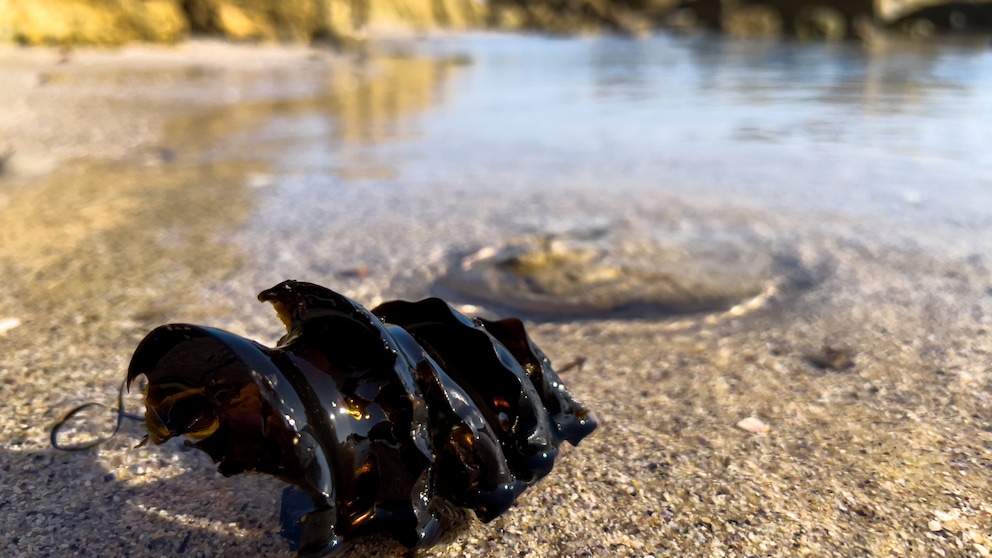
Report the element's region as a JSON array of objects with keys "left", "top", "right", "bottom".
[
  {"left": 0, "top": 0, "right": 484, "bottom": 45},
  {"left": 488, "top": 0, "right": 992, "bottom": 39},
  {"left": 0, "top": 0, "right": 188, "bottom": 45},
  {"left": 488, "top": 0, "right": 680, "bottom": 35},
  {"left": 685, "top": 0, "right": 872, "bottom": 38},
  {"left": 1, "top": 0, "right": 990, "bottom": 44},
  {"left": 885, "top": 1, "right": 992, "bottom": 36},
  {"left": 180, "top": 0, "right": 484, "bottom": 42},
  {"left": 685, "top": 0, "right": 992, "bottom": 38}
]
